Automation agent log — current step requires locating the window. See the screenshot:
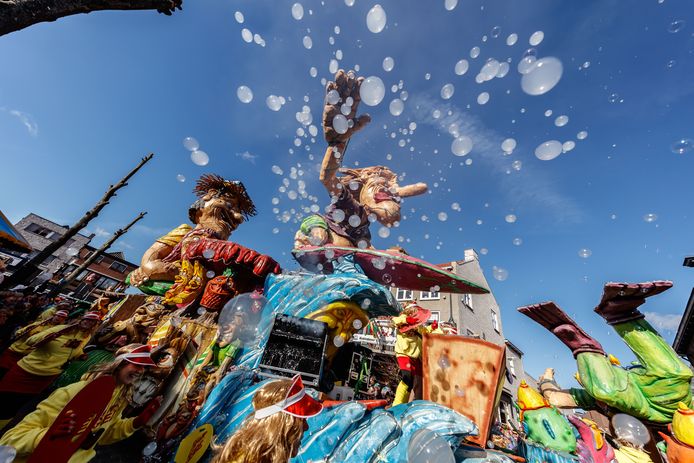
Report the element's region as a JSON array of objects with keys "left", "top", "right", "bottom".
[
  {"left": 42, "top": 255, "right": 58, "bottom": 265},
  {"left": 509, "top": 358, "right": 516, "bottom": 377},
  {"left": 420, "top": 290, "right": 440, "bottom": 300},
  {"left": 491, "top": 309, "right": 500, "bottom": 332},
  {"left": 428, "top": 311, "right": 440, "bottom": 323},
  {"left": 462, "top": 293, "right": 473, "bottom": 311},
  {"left": 97, "top": 277, "right": 118, "bottom": 289},
  {"left": 109, "top": 261, "right": 127, "bottom": 273},
  {"left": 94, "top": 255, "right": 105, "bottom": 264},
  {"left": 25, "top": 223, "right": 58, "bottom": 240},
  {"left": 396, "top": 289, "right": 413, "bottom": 301}
]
